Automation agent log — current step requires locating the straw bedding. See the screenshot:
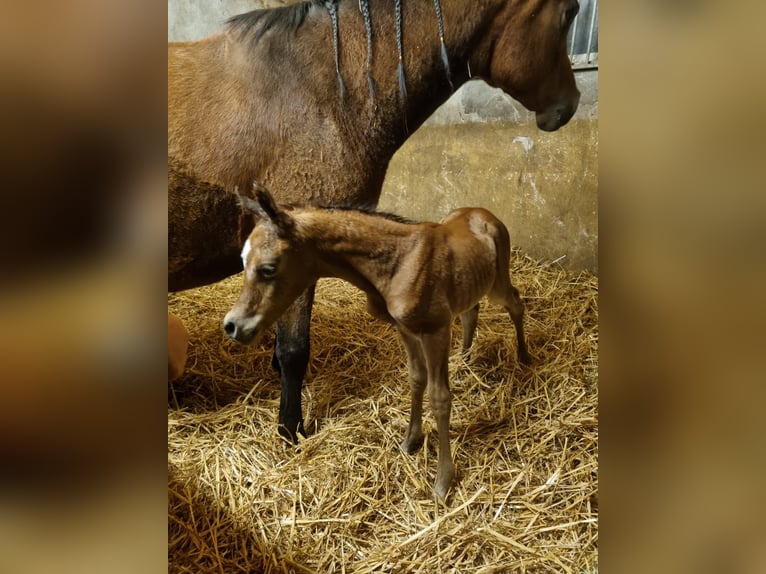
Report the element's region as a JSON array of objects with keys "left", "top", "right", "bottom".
[{"left": 168, "top": 251, "right": 598, "bottom": 573}]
